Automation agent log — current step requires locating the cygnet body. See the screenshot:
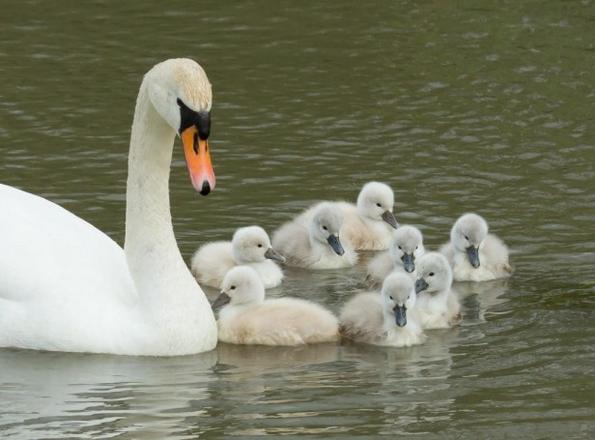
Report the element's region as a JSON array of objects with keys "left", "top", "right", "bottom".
[
  {"left": 440, "top": 213, "right": 512, "bottom": 282},
  {"left": 413, "top": 252, "right": 461, "bottom": 330},
  {"left": 191, "top": 226, "right": 284, "bottom": 288},
  {"left": 213, "top": 266, "right": 339, "bottom": 346},
  {"left": 339, "top": 272, "right": 426, "bottom": 347},
  {"left": 272, "top": 202, "right": 357, "bottom": 269},
  {"left": 366, "top": 225, "right": 425, "bottom": 286}
]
